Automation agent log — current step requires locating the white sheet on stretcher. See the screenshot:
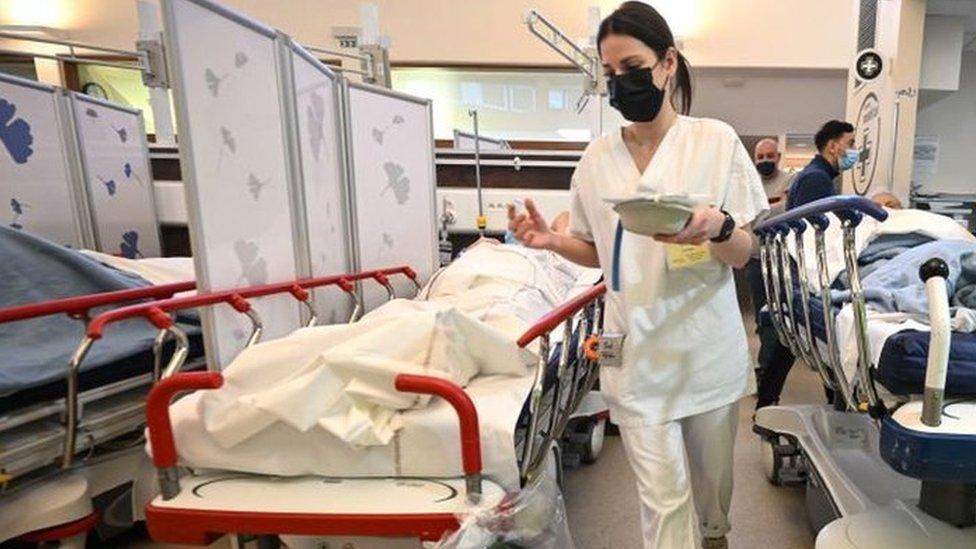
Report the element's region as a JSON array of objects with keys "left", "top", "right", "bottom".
[
  {"left": 835, "top": 305, "right": 976, "bottom": 385},
  {"left": 164, "top": 241, "right": 599, "bottom": 490},
  {"left": 80, "top": 250, "right": 196, "bottom": 286}
]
